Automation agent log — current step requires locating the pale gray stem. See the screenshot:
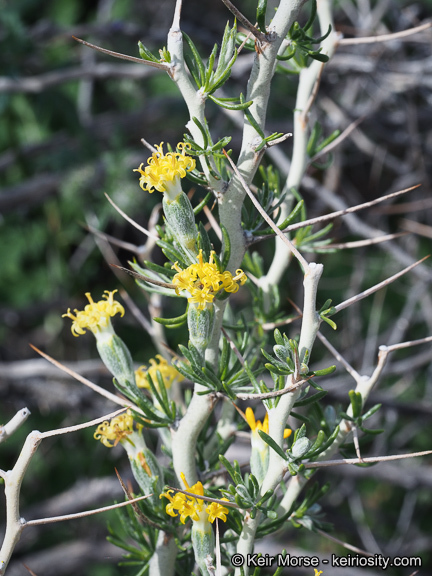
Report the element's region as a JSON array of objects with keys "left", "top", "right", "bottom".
[
  {"left": 148, "top": 531, "right": 178, "bottom": 576},
  {"left": 171, "top": 388, "right": 216, "bottom": 485},
  {"left": 0, "top": 432, "right": 42, "bottom": 575},
  {"left": 0, "top": 409, "right": 31, "bottom": 444},
  {"left": 260, "top": 0, "right": 338, "bottom": 300}
]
